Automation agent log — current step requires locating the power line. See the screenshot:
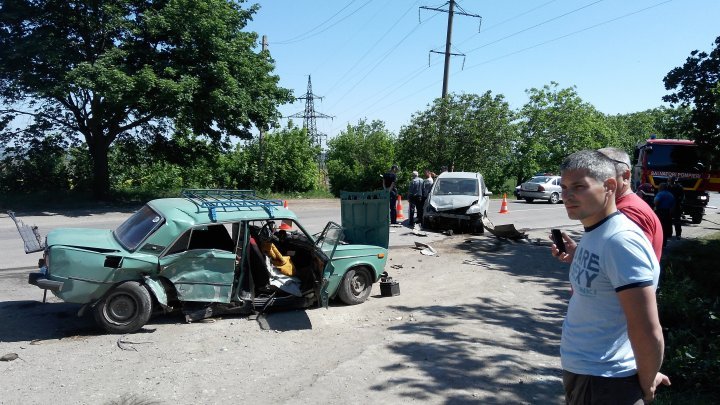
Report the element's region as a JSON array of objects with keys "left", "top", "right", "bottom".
[
  {"left": 465, "top": 0, "right": 604, "bottom": 54},
  {"left": 321, "top": 1, "right": 421, "bottom": 97},
  {"left": 464, "top": 0, "right": 672, "bottom": 71},
  {"left": 273, "top": 0, "right": 375, "bottom": 45},
  {"left": 272, "top": 1, "right": 357, "bottom": 45},
  {"left": 325, "top": 12, "right": 440, "bottom": 112},
  {"left": 340, "top": 0, "right": 674, "bottom": 132}
]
